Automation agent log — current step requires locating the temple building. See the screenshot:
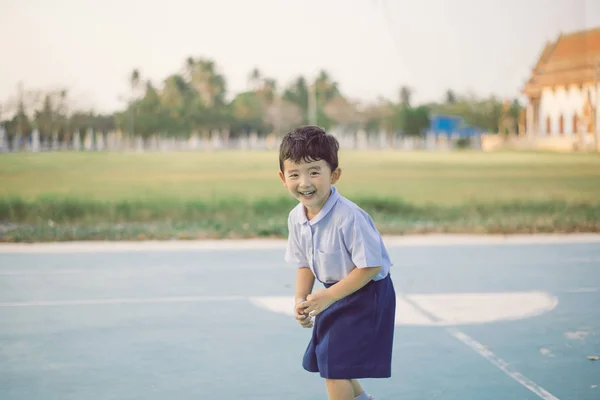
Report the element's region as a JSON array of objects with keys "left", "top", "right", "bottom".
[{"left": 521, "top": 26, "right": 600, "bottom": 149}]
